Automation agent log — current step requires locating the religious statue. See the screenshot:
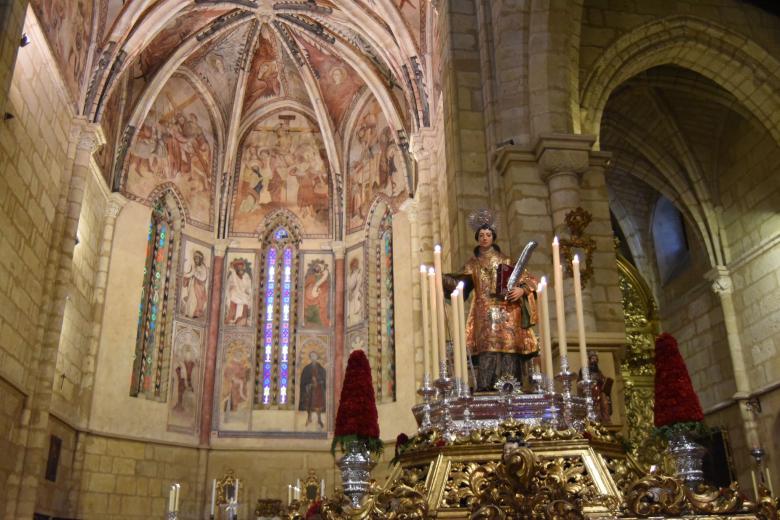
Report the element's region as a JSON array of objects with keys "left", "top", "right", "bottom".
[
  {"left": 579, "top": 350, "right": 613, "bottom": 423},
  {"left": 446, "top": 209, "right": 539, "bottom": 391}
]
